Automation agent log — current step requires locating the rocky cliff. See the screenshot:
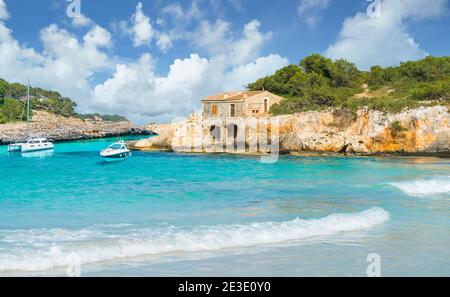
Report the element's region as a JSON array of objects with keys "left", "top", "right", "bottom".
[
  {"left": 0, "top": 110, "right": 150, "bottom": 144},
  {"left": 278, "top": 106, "right": 449, "bottom": 155},
  {"left": 129, "top": 106, "right": 450, "bottom": 156},
  {"left": 128, "top": 123, "right": 173, "bottom": 151}
]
